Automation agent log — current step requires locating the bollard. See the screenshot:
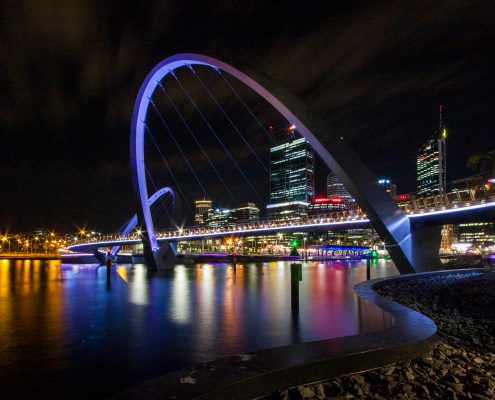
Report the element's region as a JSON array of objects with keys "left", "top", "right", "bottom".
[
  {"left": 290, "top": 263, "right": 302, "bottom": 314},
  {"left": 291, "top": 263, "right": 302, "bottom": 284},
  {"left": 106, "top": 264, "right": 111, "bottom": 289}
]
